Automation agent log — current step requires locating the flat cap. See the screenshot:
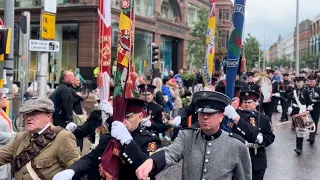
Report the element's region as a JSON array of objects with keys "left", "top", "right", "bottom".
[
  {"left": 19, "top": 97, "right": 55, "bottom": 114},
  {"left": 193, "top": 91, "right": 231, "bottom": 113}
]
